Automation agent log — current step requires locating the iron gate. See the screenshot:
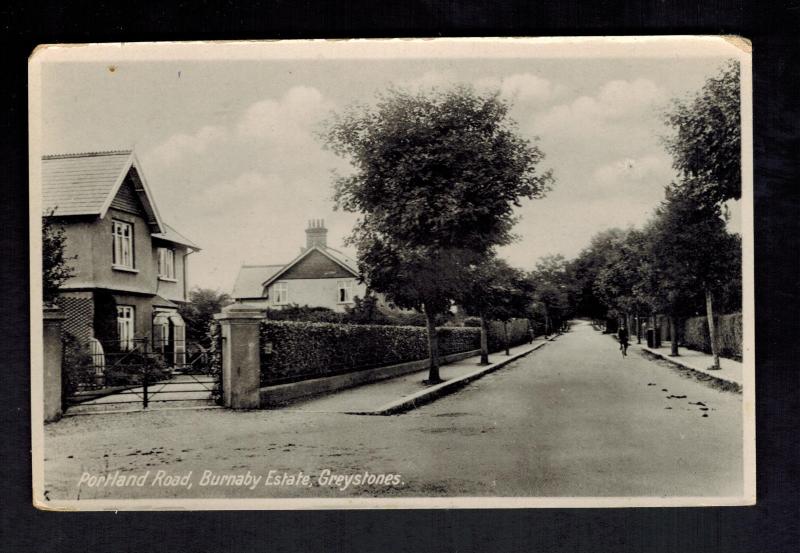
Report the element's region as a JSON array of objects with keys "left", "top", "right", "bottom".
[{"left": 64, "top": 338, "right": 221, "bottom": 413}]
